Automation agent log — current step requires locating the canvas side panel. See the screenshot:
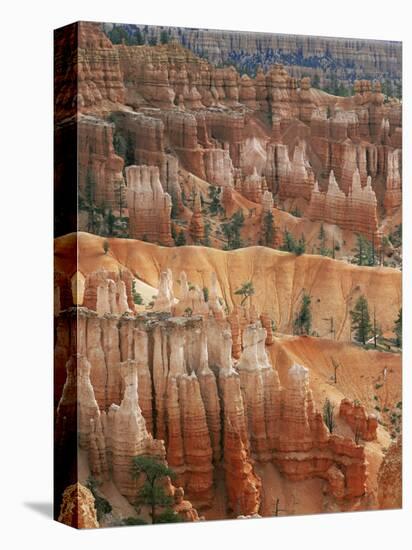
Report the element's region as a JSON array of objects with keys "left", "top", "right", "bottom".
[{"left": 54, "top": 22, "right": 79, "bottom": 526}]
